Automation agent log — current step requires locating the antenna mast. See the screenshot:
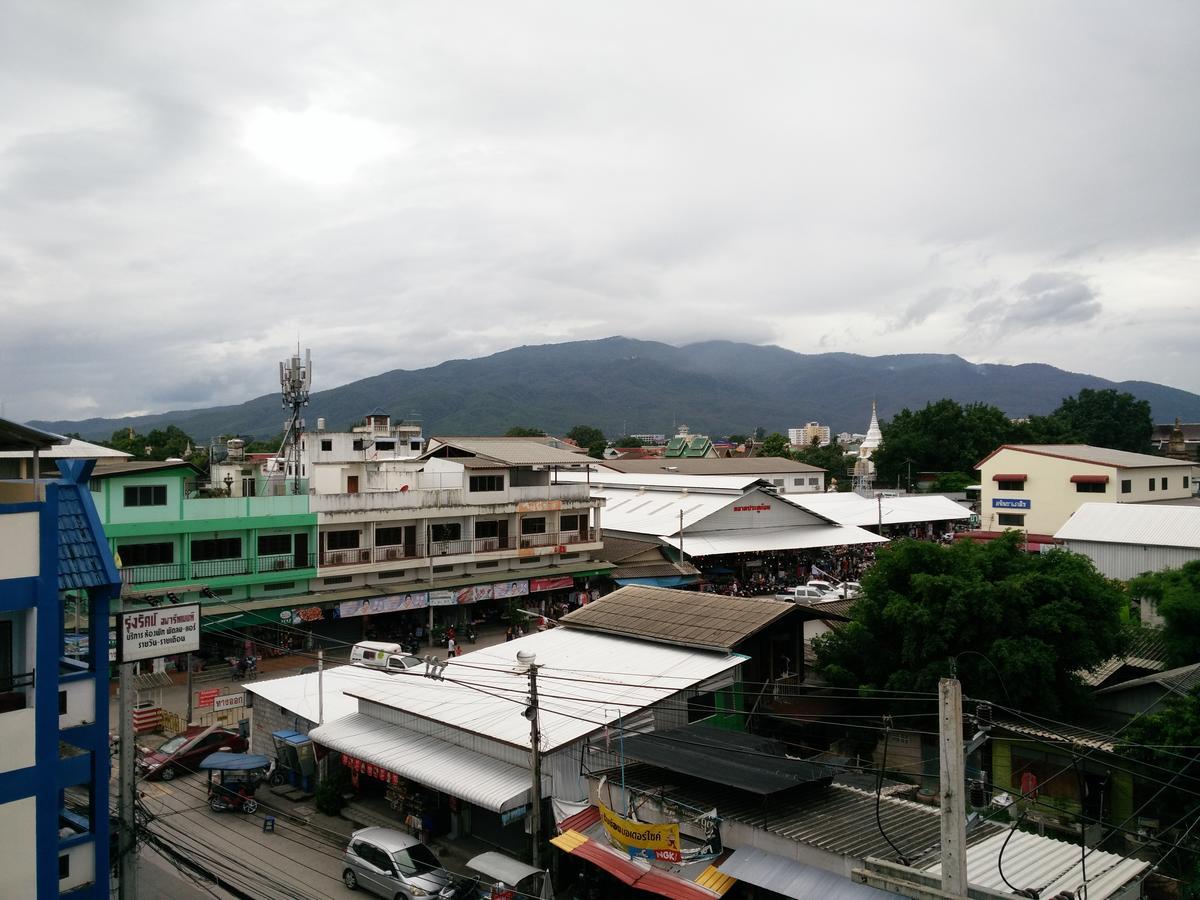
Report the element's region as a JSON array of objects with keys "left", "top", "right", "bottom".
[{"left": 278, "top": 348, "right": 312, "bottom": 495}]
